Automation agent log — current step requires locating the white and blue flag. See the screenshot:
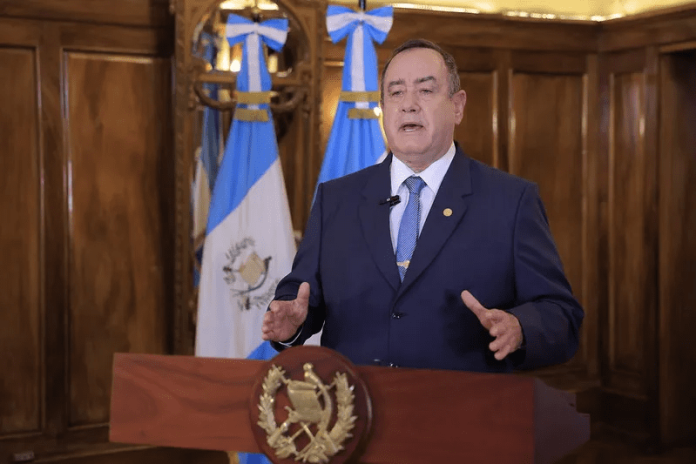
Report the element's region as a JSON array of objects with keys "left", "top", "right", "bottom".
[
  {"left": 195, "top": 15, "right": 291, "bottom": 365},
  {"left": 195, "top": 16, "right": 293, "bottom": 464},
  {"left": 317, "top": 5, "right": 393, "bottom": 185}
]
